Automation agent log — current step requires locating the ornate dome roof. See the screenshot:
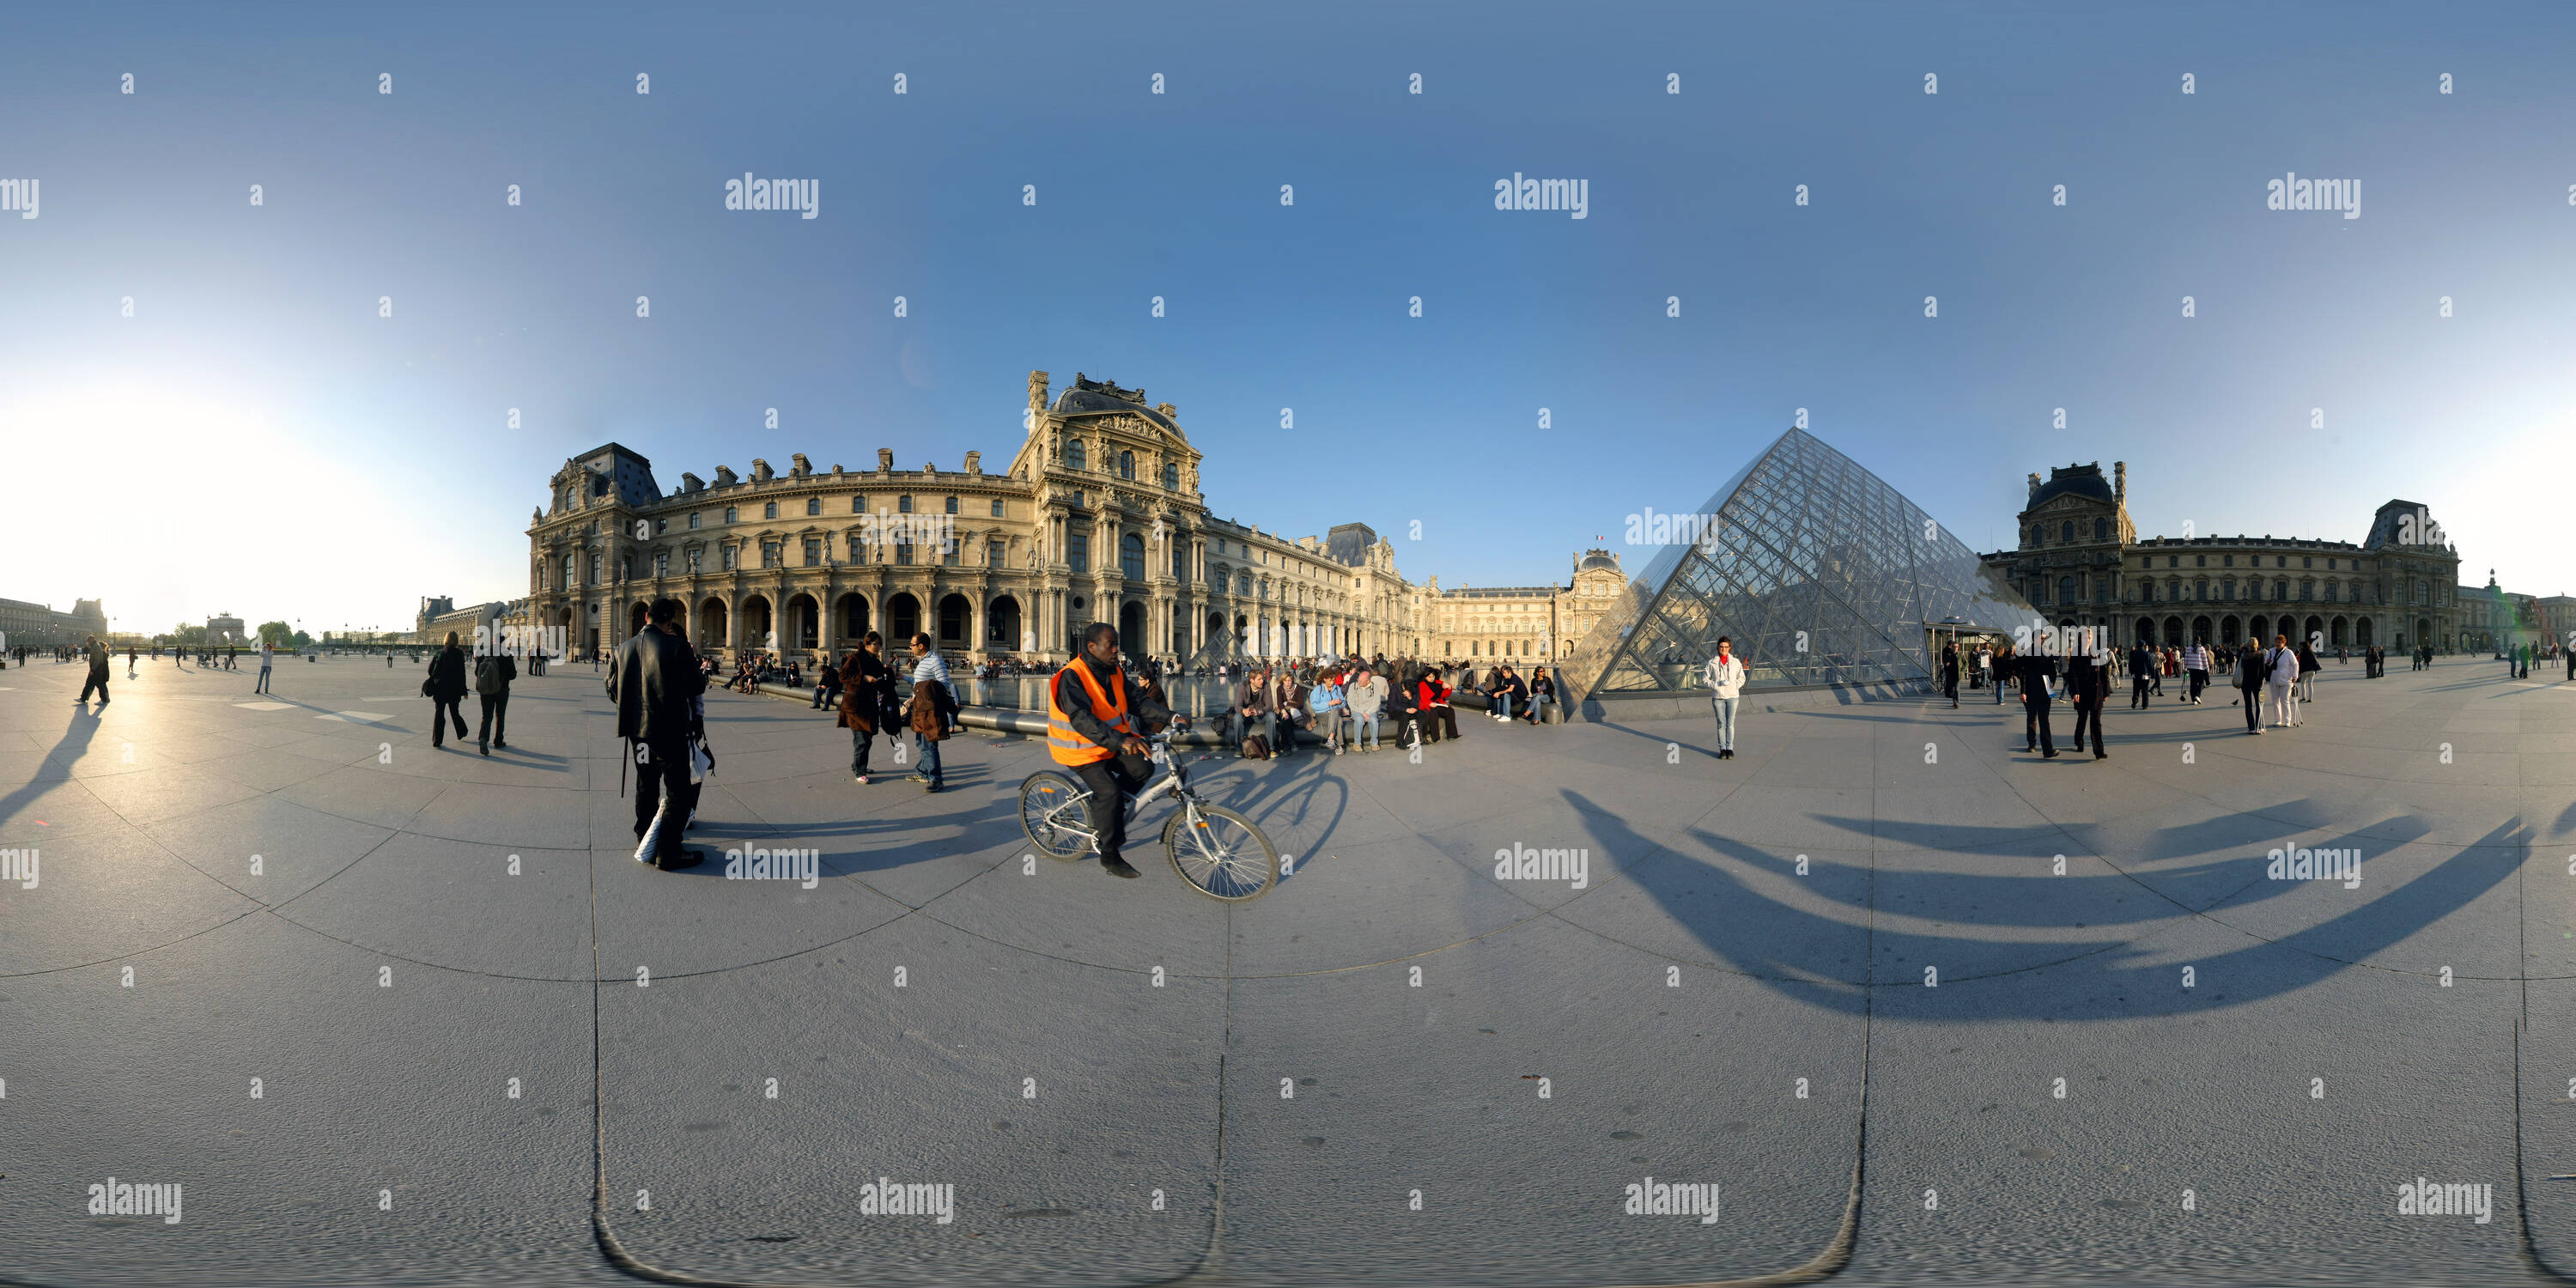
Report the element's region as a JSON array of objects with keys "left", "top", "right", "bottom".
[
  {"left": 2029, "top": 464, "right": 2114, "bottom": 509},
  {"left": 1052, "top": 374, "right": 1180, "bottom": 436}
]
